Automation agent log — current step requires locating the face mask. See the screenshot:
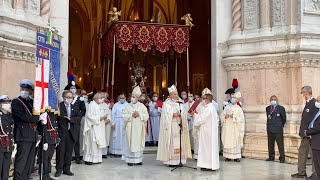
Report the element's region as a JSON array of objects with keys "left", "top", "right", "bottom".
[
  {"left": 84, "top": 98, "right": 88, "bottom": 103},
  {"left": 153, "top": 97, "right": 158, "bottom": 101},
  {"left": 182, "top": 95, "right": 187, "bottom": 99},
  {"left": 202, "top": 100, "right": 206, "bottom": 105},
  {"left": 131, "top": 97, "right": 137, "bottom": 104},
  {"left": 119, "top": 99, "right": 125, "bottom": 104},
  {"left": 65, "top": 98, "right": 73, "bottom": 105},
  {"left": 99, "top": 99, "right": 104, "bottom": 104},
  {"left": 1, "top": 104, "right": 11, "bottom": 111},
  {"left": 188, "top": 97, "right": 194, "bottom": 102},
  {"left": 230, "top": 98, "right": 236, "bottom": 104},
  {"left": 271, "top": 100, "right": 277, "bottom": 106},
  {"left": 79, "top": 96, "right": 84, "bottom": 101},
  {"left": 140, "top": 96, "right": 145, "bottom": 101},
  {"left": 315, "top": 102, "right": 320, "bottom": 109},
  {"left": 70, "top": 89, "right": 77, "bottom": 95},
  {"left": 20, "top": 90, "right": 29, "bottom": 99}
]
